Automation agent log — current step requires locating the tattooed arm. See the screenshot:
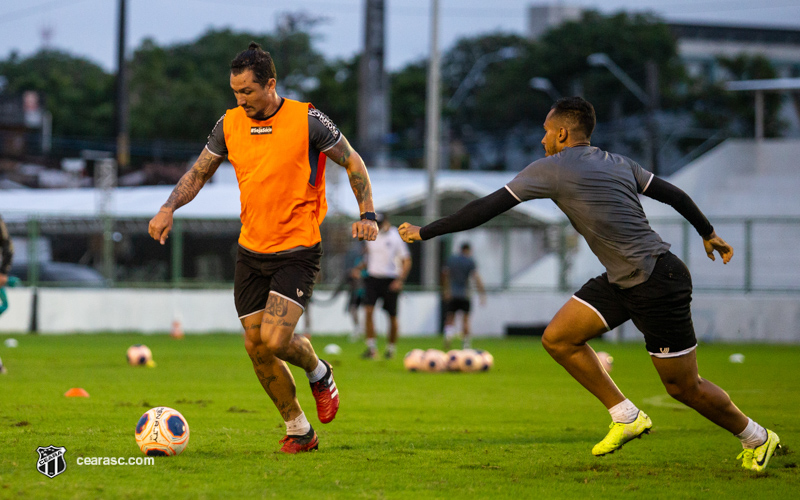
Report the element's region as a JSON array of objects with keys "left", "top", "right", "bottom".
[
  {"left": 324, "top": 134, "right": 378, "bottom": 241},
  {"left": 148, "top": 148, "right": 223, "bottom": 244}
]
